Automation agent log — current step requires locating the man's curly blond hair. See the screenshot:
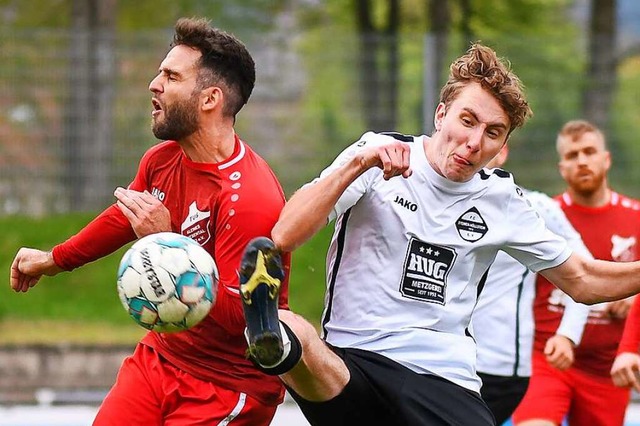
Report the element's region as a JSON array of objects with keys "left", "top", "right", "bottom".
[{"left": 439, "top": 43, "right": 532, "bottom": 135}]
